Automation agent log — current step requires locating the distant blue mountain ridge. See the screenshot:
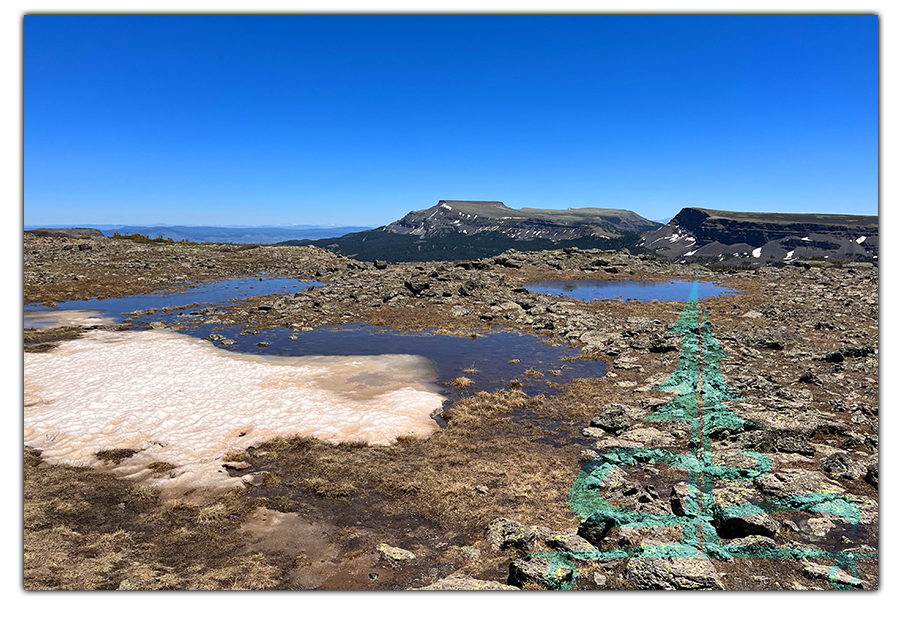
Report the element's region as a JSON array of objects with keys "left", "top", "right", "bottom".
[{"left": 24, "top": 224, "right": 371, "bottom": 245}]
